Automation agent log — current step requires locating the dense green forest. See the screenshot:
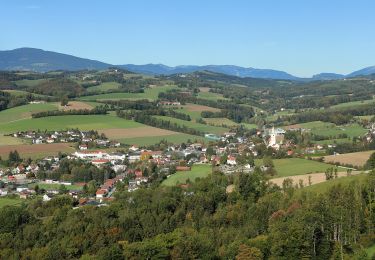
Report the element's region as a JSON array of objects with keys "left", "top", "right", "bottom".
[{"left": 0, "top": 170, "right": 374, "bottom": 259}]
